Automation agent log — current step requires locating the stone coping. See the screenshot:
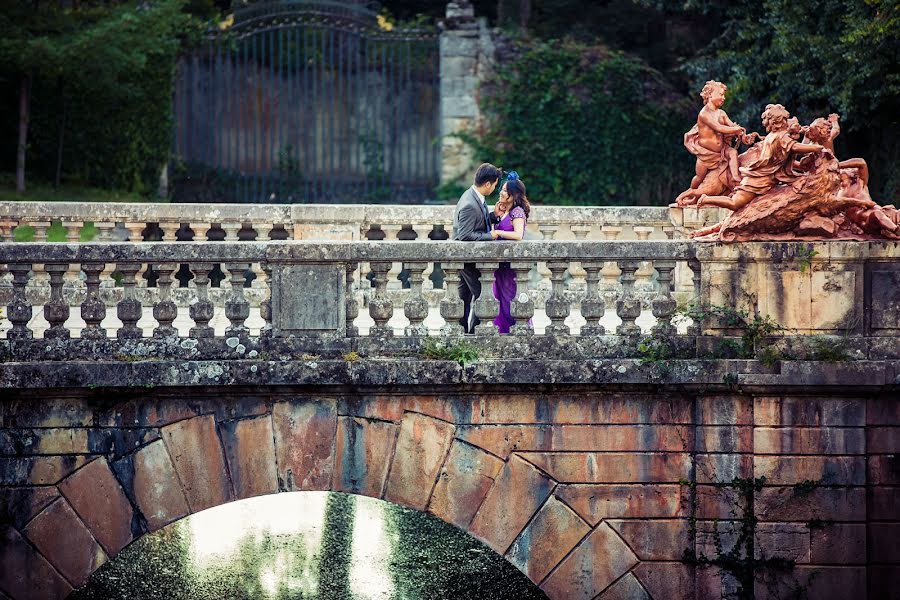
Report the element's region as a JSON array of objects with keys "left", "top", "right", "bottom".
[
  {"left": 0, "top": 239, "right": 699, "bottom": 262},
  {"left": 0, "top": 357, "right": 896, "bottom": 390},
  {"left": 1, "top": 201, "right": 678, "bottom": 226}
]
